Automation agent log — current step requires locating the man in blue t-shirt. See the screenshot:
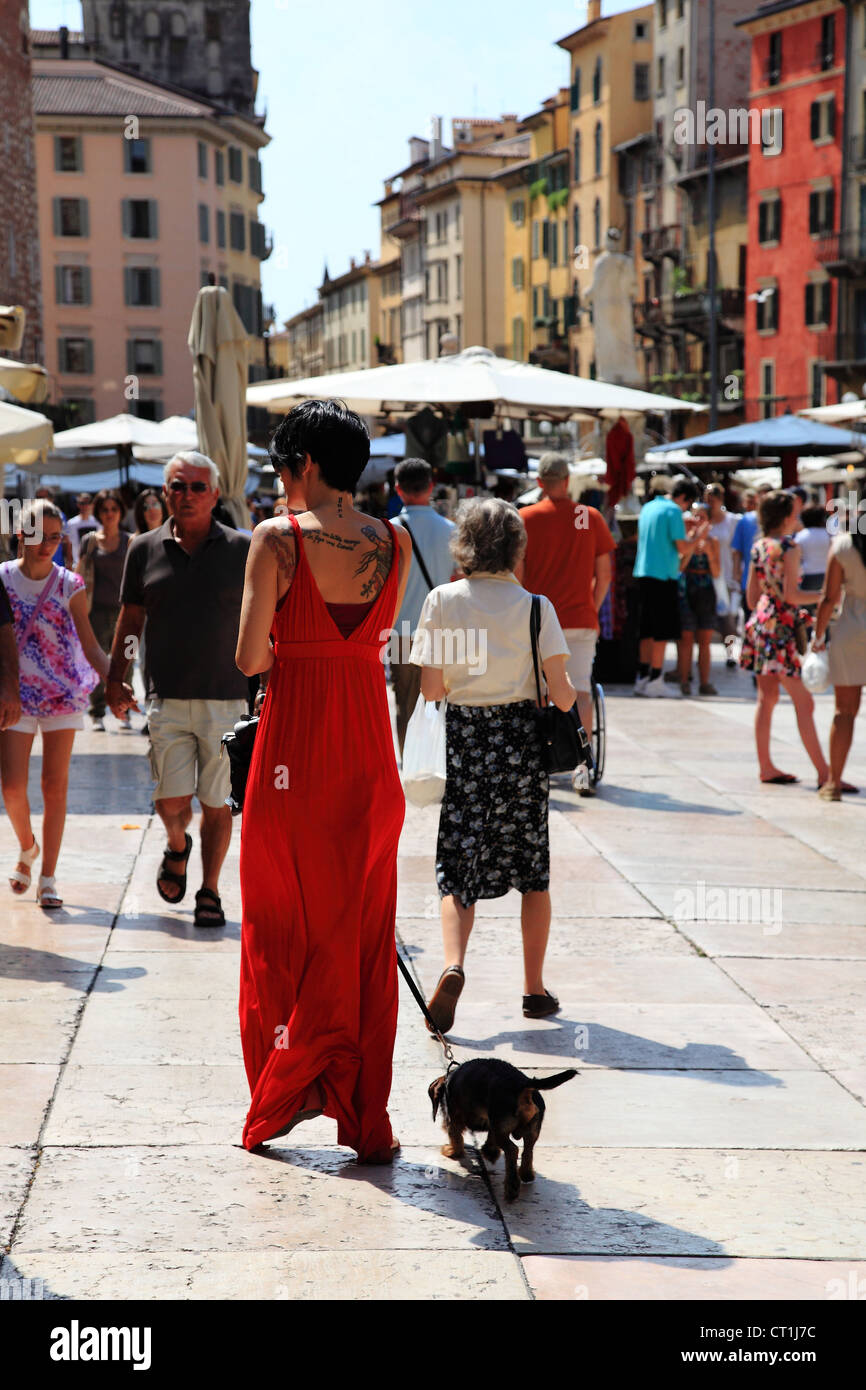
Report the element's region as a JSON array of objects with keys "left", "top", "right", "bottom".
[
  {"left": 732, "top": 483, "right": 772, "bottom": 619},
  {"left": 391, "top": 458, "right": 456, "bottom": 755},
  {"left": 633, "top": 477, "right": 704, "bottom": 697}
]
